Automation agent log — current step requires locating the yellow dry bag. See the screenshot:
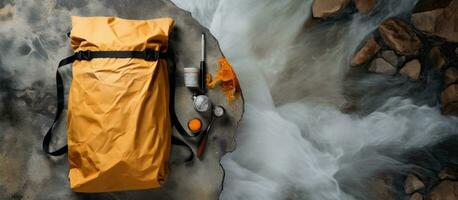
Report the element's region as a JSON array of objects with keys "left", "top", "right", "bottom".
[{"left": 42, "top": 16, "right": 190, "bottom": 192}]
